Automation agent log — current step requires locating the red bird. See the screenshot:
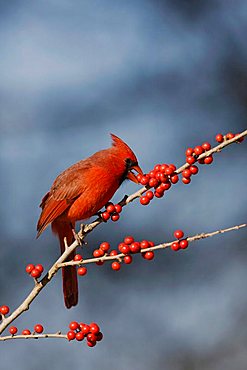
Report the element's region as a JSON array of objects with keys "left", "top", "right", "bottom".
[{"left": 37, "top": 134, "right": 143, "bottom": 308}]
